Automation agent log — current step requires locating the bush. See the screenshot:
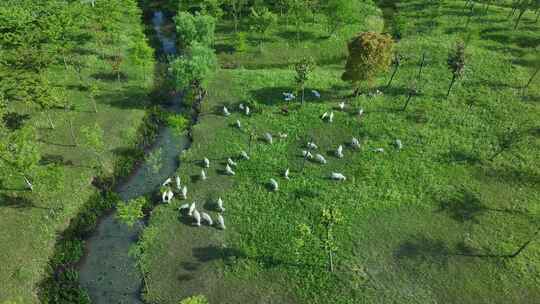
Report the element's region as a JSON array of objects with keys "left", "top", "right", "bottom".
[
  {"left": 169, "top": 42, "right": 217, "bottom": 91},
  {"left": 174, "top": 11, "right": 215, "bottom": 48},
  {"left": 179, "top": 295, "right": 209, "bottom": 304}
]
